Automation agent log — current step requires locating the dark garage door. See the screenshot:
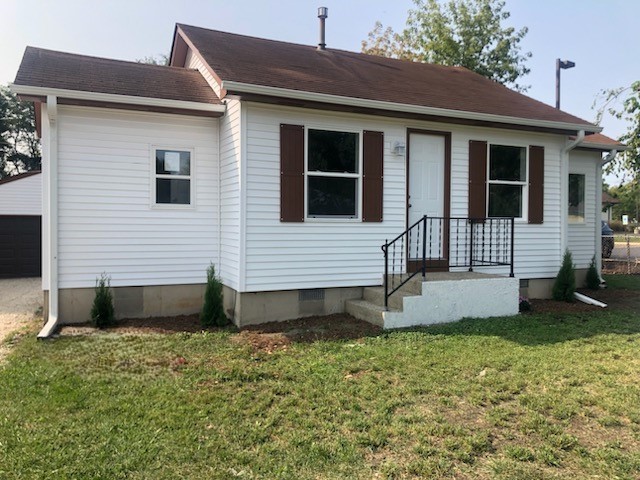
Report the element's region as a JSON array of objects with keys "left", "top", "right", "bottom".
[{"left": 0, "top": 215, "right": 41, "bottom": 278}]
